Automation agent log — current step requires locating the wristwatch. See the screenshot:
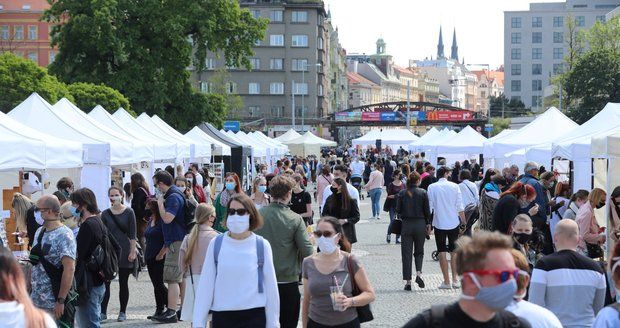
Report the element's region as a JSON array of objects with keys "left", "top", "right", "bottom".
[{"left": 56, "top": 297, "right": 65, "bottom": 304}]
